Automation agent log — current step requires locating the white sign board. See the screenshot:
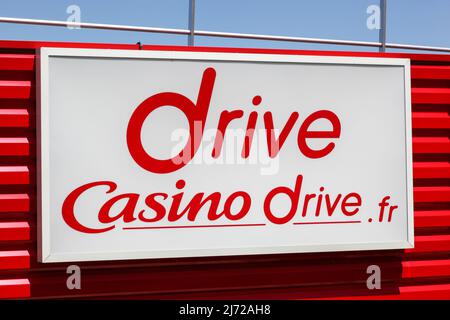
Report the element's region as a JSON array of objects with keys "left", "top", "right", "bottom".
[{"left": 37, "top": 48, "right": 413, "bottom": 263}]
